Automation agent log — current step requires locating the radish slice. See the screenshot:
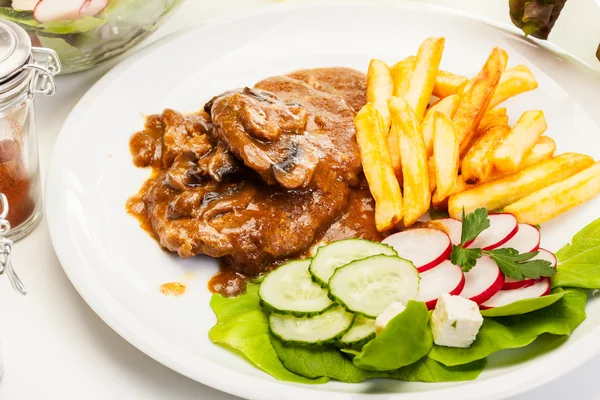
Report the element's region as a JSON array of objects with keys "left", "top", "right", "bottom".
[
  {"left": 466, "top": 213, "right": 518, "bottom": 250},
  {"left": 502, "top": 248, "right": 557, "bottom": 290},
  {"left": 34, "top": 0, "right": 87, "bottom": 22},
  {"left": 460, "top": 255, "right": 504, "bottom": 304},
  {"left": 79, "top": 0, "right": 108, "bottom": 16},
  {"left": 497, "top": 223, "right": 540, "bottom": 254},
  {"left": 12, "top": 0, "right": 39, "bottom": 11},
  {"left": 417, "top": 260, "right": 465, "bottom": 309},
  {"left": 481, "top": 278, "right": 551, "bottom": 309},
  {"left": 382, "top": 228, "right": 452, "bottom": 272},
  {"left": 434, "top": 218, "right": 462, "bottom": 246}
]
